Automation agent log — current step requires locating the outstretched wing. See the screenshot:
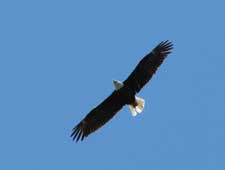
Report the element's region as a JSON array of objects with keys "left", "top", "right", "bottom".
[
  {"left": 71, "top": 91, "right": 125, "bottom": 142},
  {"left": 123, "top": 40, "right": 173, "bottom": 93}
]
